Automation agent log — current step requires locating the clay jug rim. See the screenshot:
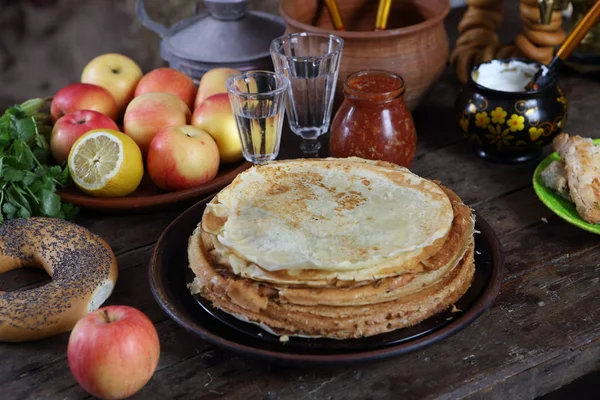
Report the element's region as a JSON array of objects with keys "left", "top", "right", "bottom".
[{"left": 279, "top": 0, "right": 450, "bottom": 40}]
